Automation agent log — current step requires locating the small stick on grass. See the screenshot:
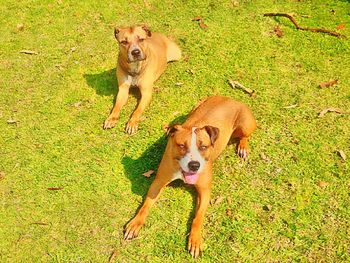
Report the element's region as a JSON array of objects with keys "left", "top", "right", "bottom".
[
  {"left": 228, "top": 80, "right": 256, "bottom": 97},
  {"left": 47, "top": 187, "right": 64, "bottom": 191},
  {"left": 263, "top": 13, "right": 345, "bottom": 38},
  {"left": 19, "top": 50, "right": 38, "bottom": 55}
]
